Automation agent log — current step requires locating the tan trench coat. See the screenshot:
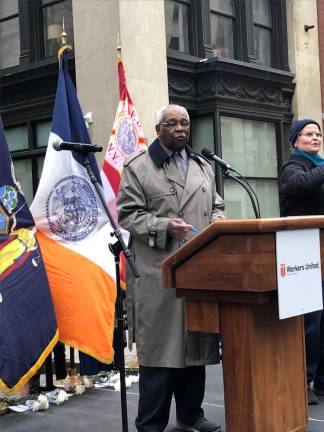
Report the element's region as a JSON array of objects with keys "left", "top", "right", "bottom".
[{"left": 116, "top": 140, "right": 225, "bottom": 368}]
